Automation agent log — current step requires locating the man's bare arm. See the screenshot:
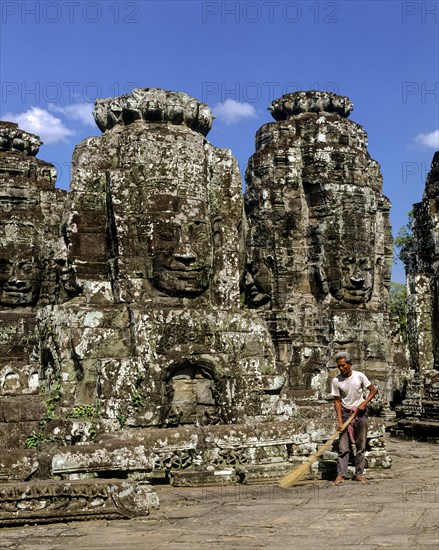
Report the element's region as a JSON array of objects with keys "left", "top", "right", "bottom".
[
  {"left": 357, "top": 384, "right": 377, "bottom": 412},
  {"left": 334, "top": 396, "right": 343, "bottom": 430}
]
